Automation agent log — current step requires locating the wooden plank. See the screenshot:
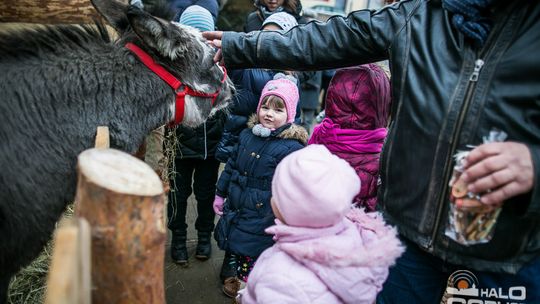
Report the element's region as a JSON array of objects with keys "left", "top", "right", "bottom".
[
  {"left": 45, "top": 218, "right": 90, "bottom": 304},
  {"left": 0, "top": 0, "right": 127, "bottom": 24},
  {"left": 94, "top": 126, "right": 110, "bottom": 149},
  {"left": 78, "top": 219, "right": 92, "bottom": 304}
]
